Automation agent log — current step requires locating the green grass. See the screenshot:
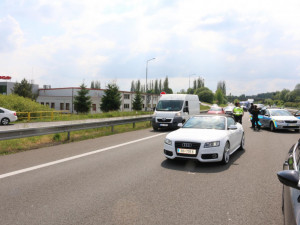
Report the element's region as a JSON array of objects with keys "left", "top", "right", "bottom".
[{"left": 0, "top": 121, "right": 152, "bottom": 155}]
